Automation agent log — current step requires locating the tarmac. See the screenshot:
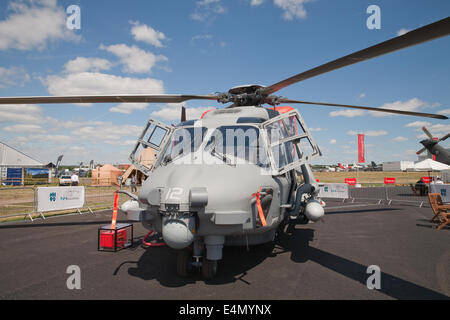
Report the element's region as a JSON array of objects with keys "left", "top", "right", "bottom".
[{"left": 0, "top": 200, "right": 449, "bottom": 300}]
